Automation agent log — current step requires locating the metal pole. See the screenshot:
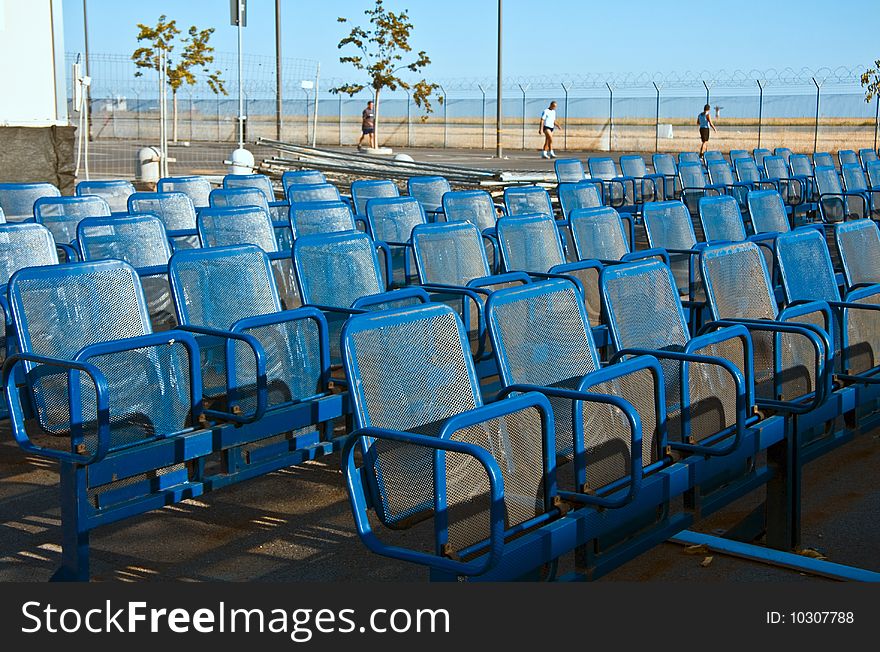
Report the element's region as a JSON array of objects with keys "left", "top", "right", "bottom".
[
  {"left": 652, "top": 82, "right": 660, "bottom": 153},
  {"left": 812, "top": 77, "right": 821, "bottom": 154},
  {"left": 160, "top": 48, "right": 168, "bottom": 176},
  {"left": 480, "top": 85, "right": 488, "bottom": 150},
  {"left": 216, "top": 95, "right": 221, "bottom": 142},
  {"left": 606, "top": 82, "right": 613, "bottom": 152},
  {"left": 275, "top": 0, "right": 282, "bottom": 140},
  {"left": 312, "top": 63, "right": 320, "bottom": 147},
  {"left": 702, "top": 80, "right": 710, "bottom": 106},
  {"left": 82, "top": 0, "right": 92, "bottom": 142},
  {"left": 304, "top": 90, "right": 310, "bottom": 144},
  {"left": 440, "top": 84, "right": 448, "bottom": 148},
  {"left": 874, "top": 94, "right": 879, "bottom": 152},
  {"left": 495, "top": 0, "right": 503, "bottom": 158},
  {"left": 135, "top": 90, "right": 141, "bottom": 141},
  {"left": 338, "top": 94, "right": 343, "bottom": 145},
  {"left": 518, "top": 84, "right": 529, "bottom": 150},
  {"left": 561, "top": 82, "right": 571, "bottom": 151},
  {"left": 237, "top": 1, "right": 244, "bottom": 149},
  {"left": 189, "top": 92, "right": 194, "bottom": 142},
  {"left": 405, "top": 89, "right": 412, "bottom": 148},
  {"left": 756, "top": 79, "right": 764, "bottom": 149}
]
